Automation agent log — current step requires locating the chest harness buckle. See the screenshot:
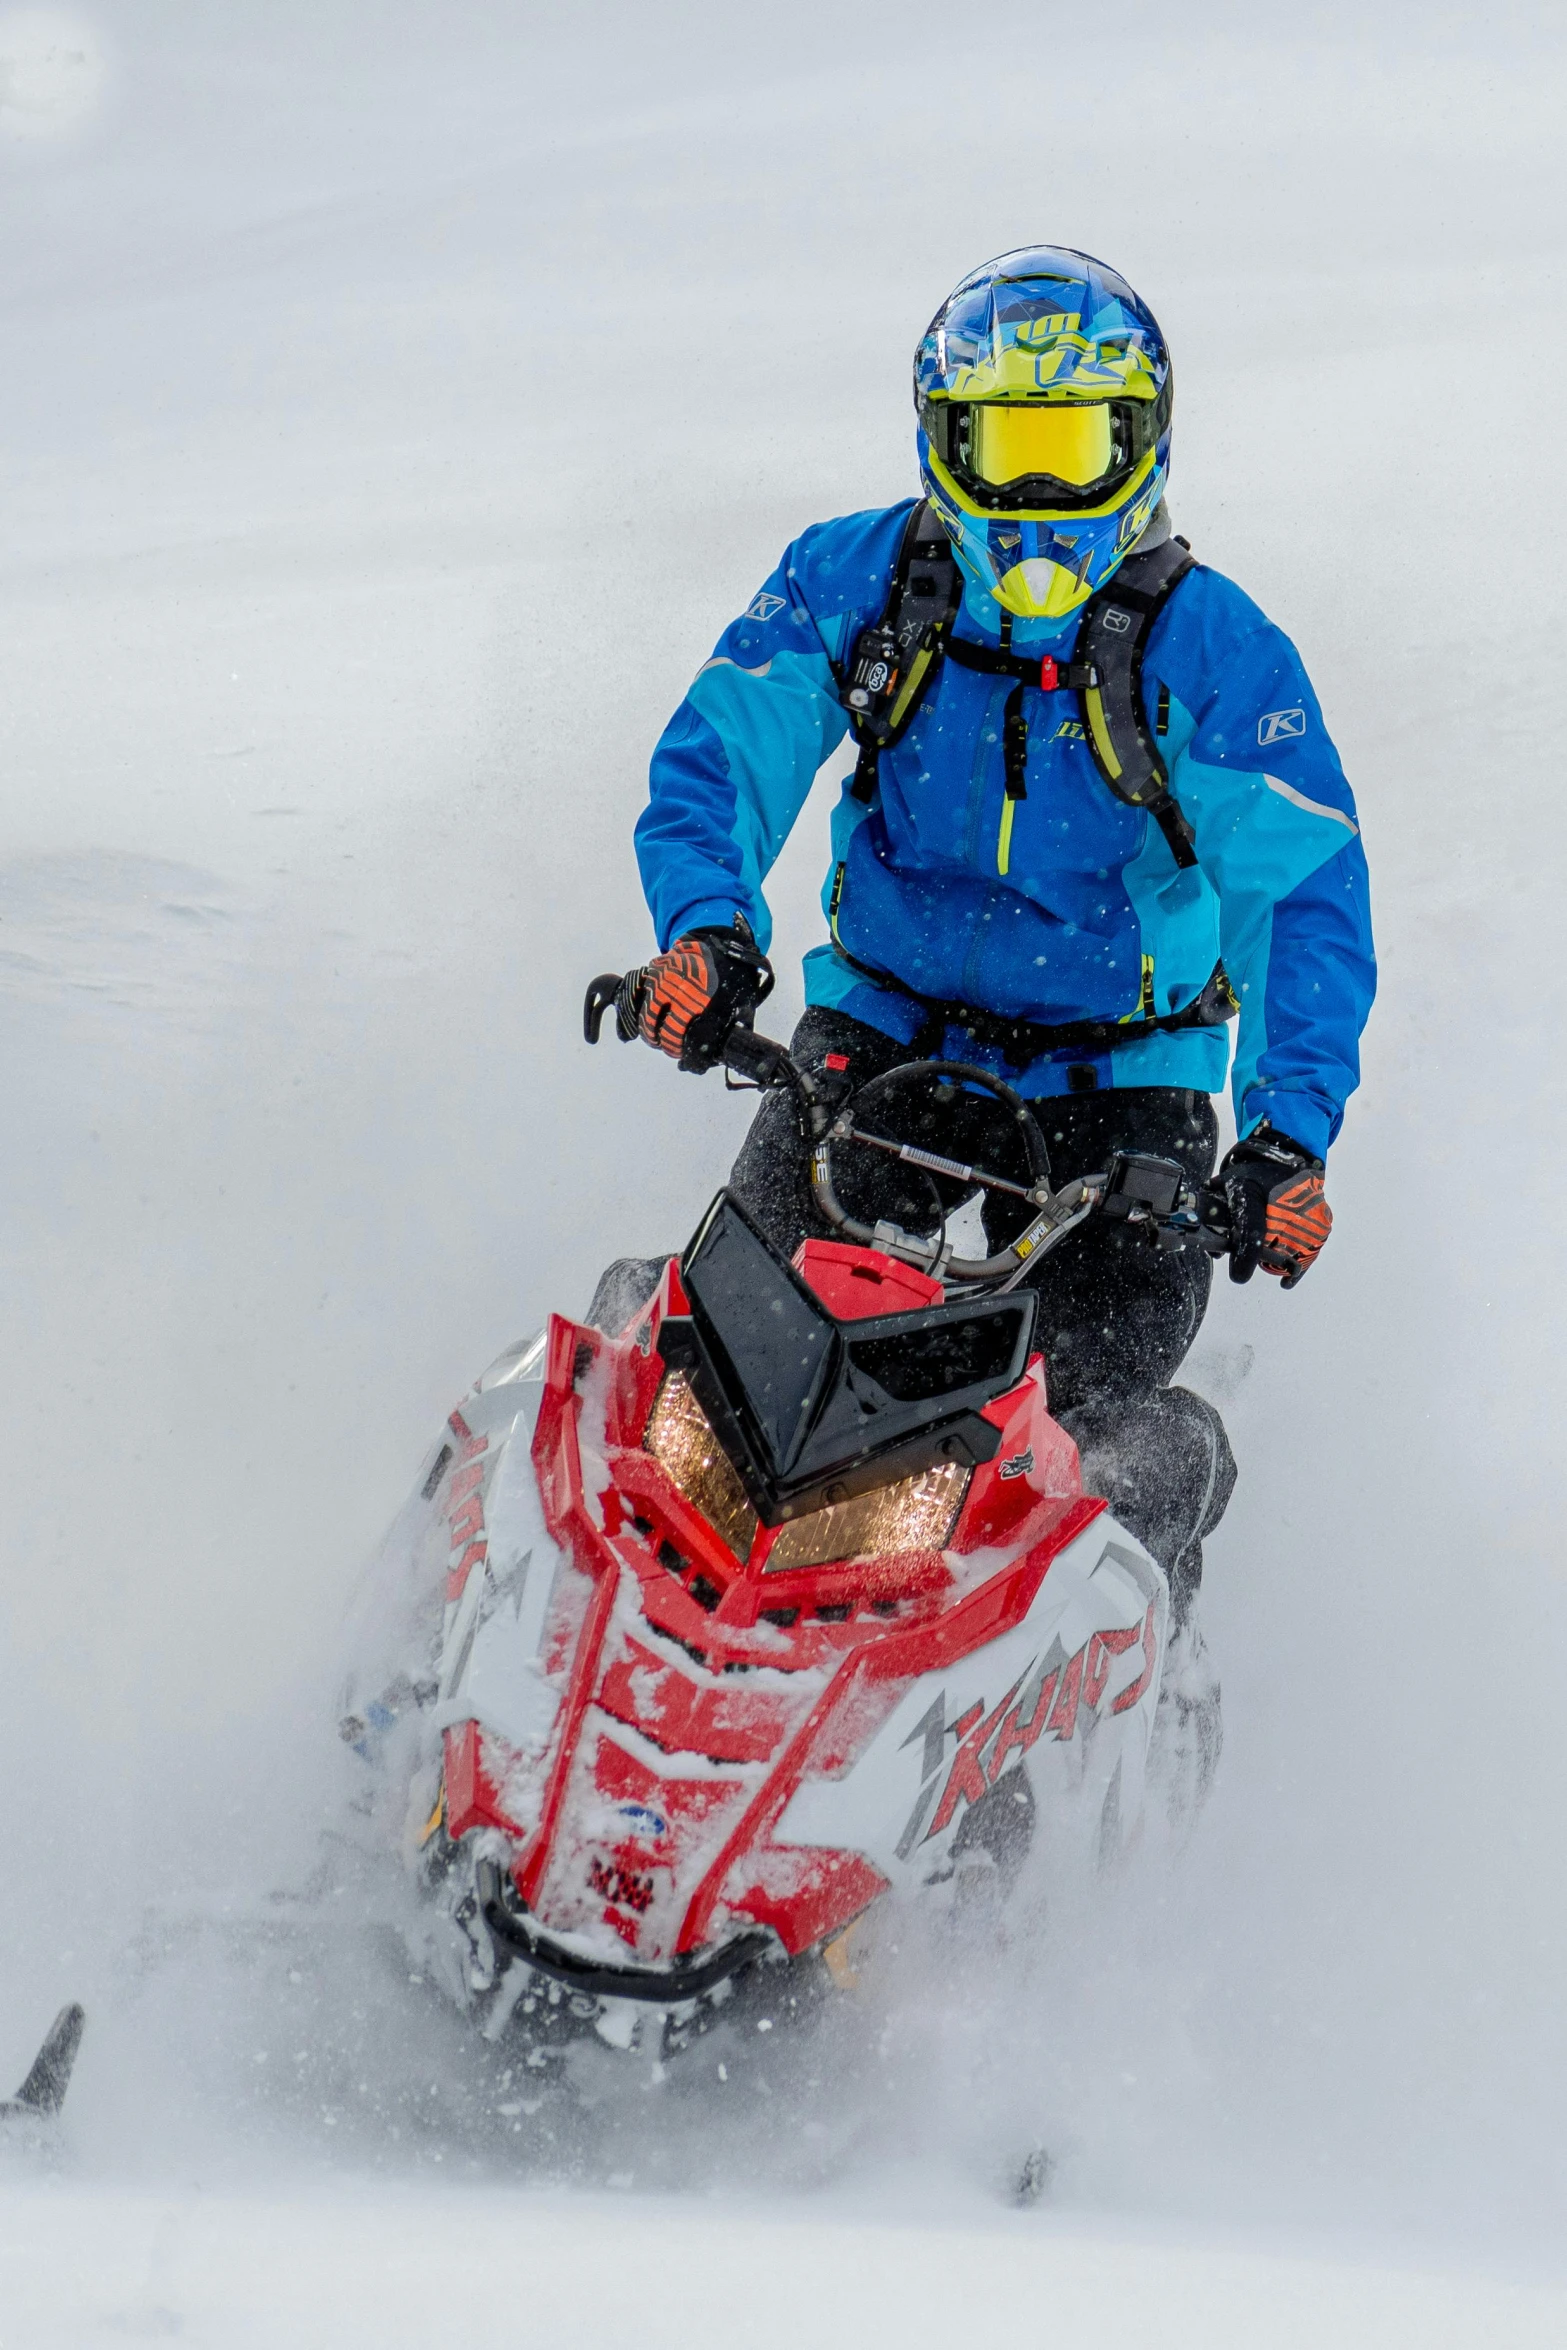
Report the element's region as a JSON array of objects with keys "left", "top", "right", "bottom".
[
  {"left": 838, "top": 503, "right": 1199, "bottom": 872},
  {"left": 830, "top": 504, "right": 1235, "bottom": 1067}
]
